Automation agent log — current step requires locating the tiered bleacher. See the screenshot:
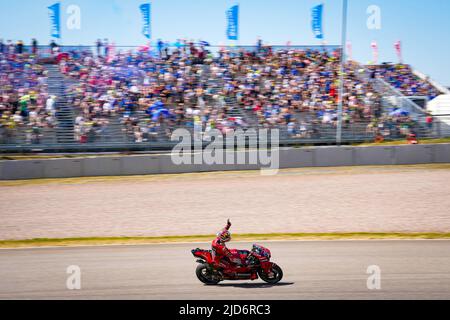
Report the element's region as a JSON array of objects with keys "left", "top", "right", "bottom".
[
  {"left": 0, "top": 42, "right": 448, "bottom": 149},
  {"left": 0, "top": 52, "right": 57, "bottom": 145}
]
